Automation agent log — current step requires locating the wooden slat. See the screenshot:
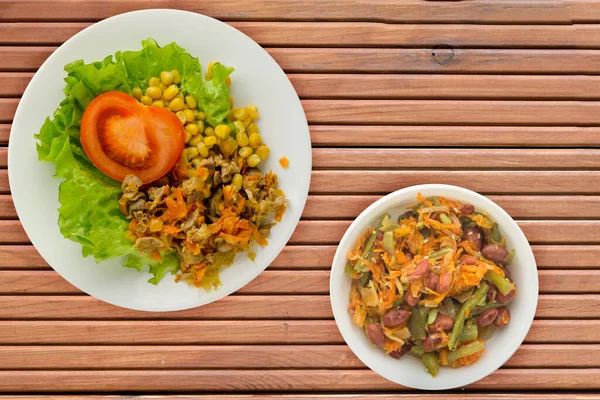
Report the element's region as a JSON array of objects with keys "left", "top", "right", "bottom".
[
  {"left": 2, "top": 0, "right": 600, "bottom": 23},
  {"left": 0, "top": 397, "right": 594, "bottom": 400},
  {"left": 0, "top": 320, "right": 592, "bottom": 344},
  {"left": 309, "top": 171, "right": 600, "bottom": 194},
  {"left": 3, "top": 219, "right": 599, "bottom": 245},
  {"left": 1, "top": 245, "right": 599, "bottom": 270},
  {"left": 312, "top": 149, "right": 600, "bottom": 169},
  {"left": 0, "top": 148, "right": 6, "bottom": 167},
  {"left": 0, "top": 270, "right": 595, "bottom": 295},
  {"left": 0, "top": 343, "right": 596, "bottom": 370},
  {"left": 4, "top": 195, "right": 600, "bottom": 219},
  {"left": 6, "top": 47, "right": 600, "bottom": 74},
  {"left": 309, "top": 126, "right": 600, "bottom": 147},
  {"left": 0, "top": 369, "right": 596, "bottom": 391},
  {"left": 6, "top": 22, "right": 600, "bottom": 48},
  {"left": 0, "top": 125, "right": 8, "bottom": 144},
  {"left": 0, "top": 294, "right": 593, "bottom": 320},
  {"left": 0, "top": 99, "right": 17, "bottom": 122}
]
